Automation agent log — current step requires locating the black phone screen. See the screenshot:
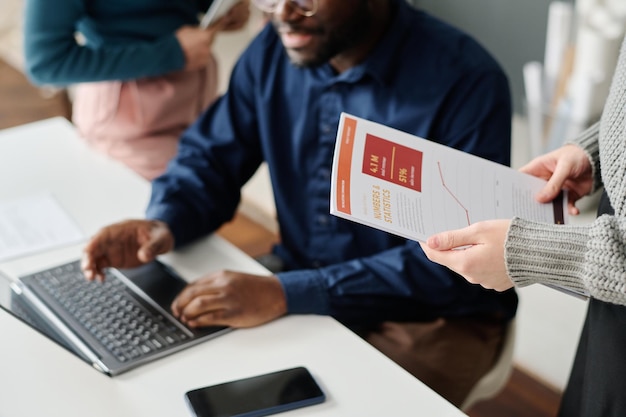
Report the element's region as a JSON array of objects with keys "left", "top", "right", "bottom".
[{"left": 184, "top": 367, "right": 326, "bottom": 417}]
